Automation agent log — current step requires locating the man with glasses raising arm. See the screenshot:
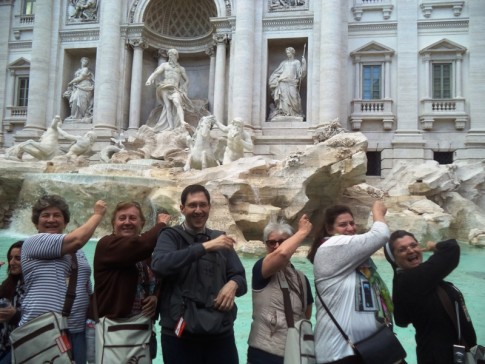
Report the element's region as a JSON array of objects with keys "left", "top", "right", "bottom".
[{"left": 151, "top": 184, "right": 247, "bottom": 364}]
